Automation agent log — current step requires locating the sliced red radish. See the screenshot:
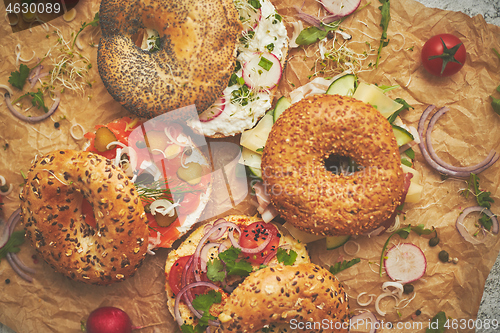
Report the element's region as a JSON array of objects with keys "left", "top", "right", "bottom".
[
  {"left": 321, "top": 0, "right": 361, "bottom": 16},
  {"left": 243, "top": 52, "right": 282, "bottom": 91},
  {"left": 198, "top": 97, "right": 226, "bottom": 122},
  {"left": 384, "top": 243, "right": 426, "bottom": 284}
]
